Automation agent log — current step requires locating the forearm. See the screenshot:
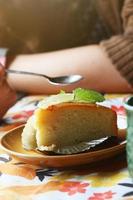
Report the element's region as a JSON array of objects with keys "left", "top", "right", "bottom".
[{"left": 7, "top": 45, "right": 132, "bottom": 94}]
